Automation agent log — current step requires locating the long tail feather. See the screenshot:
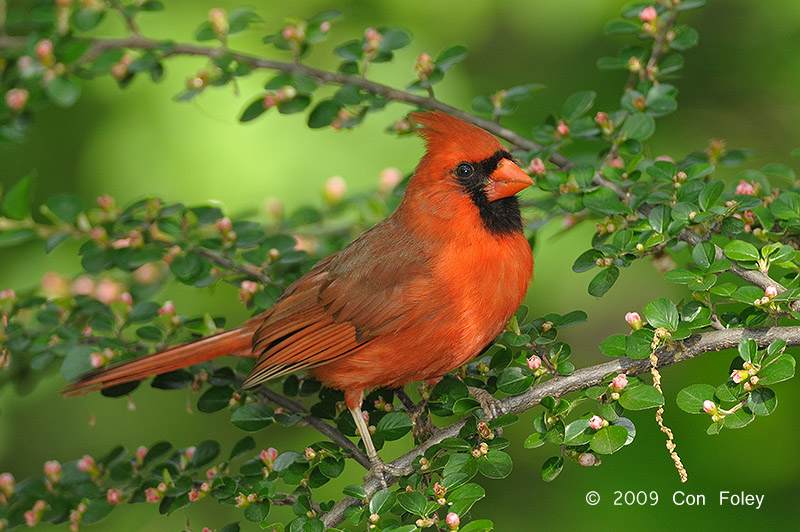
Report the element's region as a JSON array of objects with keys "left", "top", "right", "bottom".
[{"left": 62, "top": 326, "right": 254, "bottom": 396}]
